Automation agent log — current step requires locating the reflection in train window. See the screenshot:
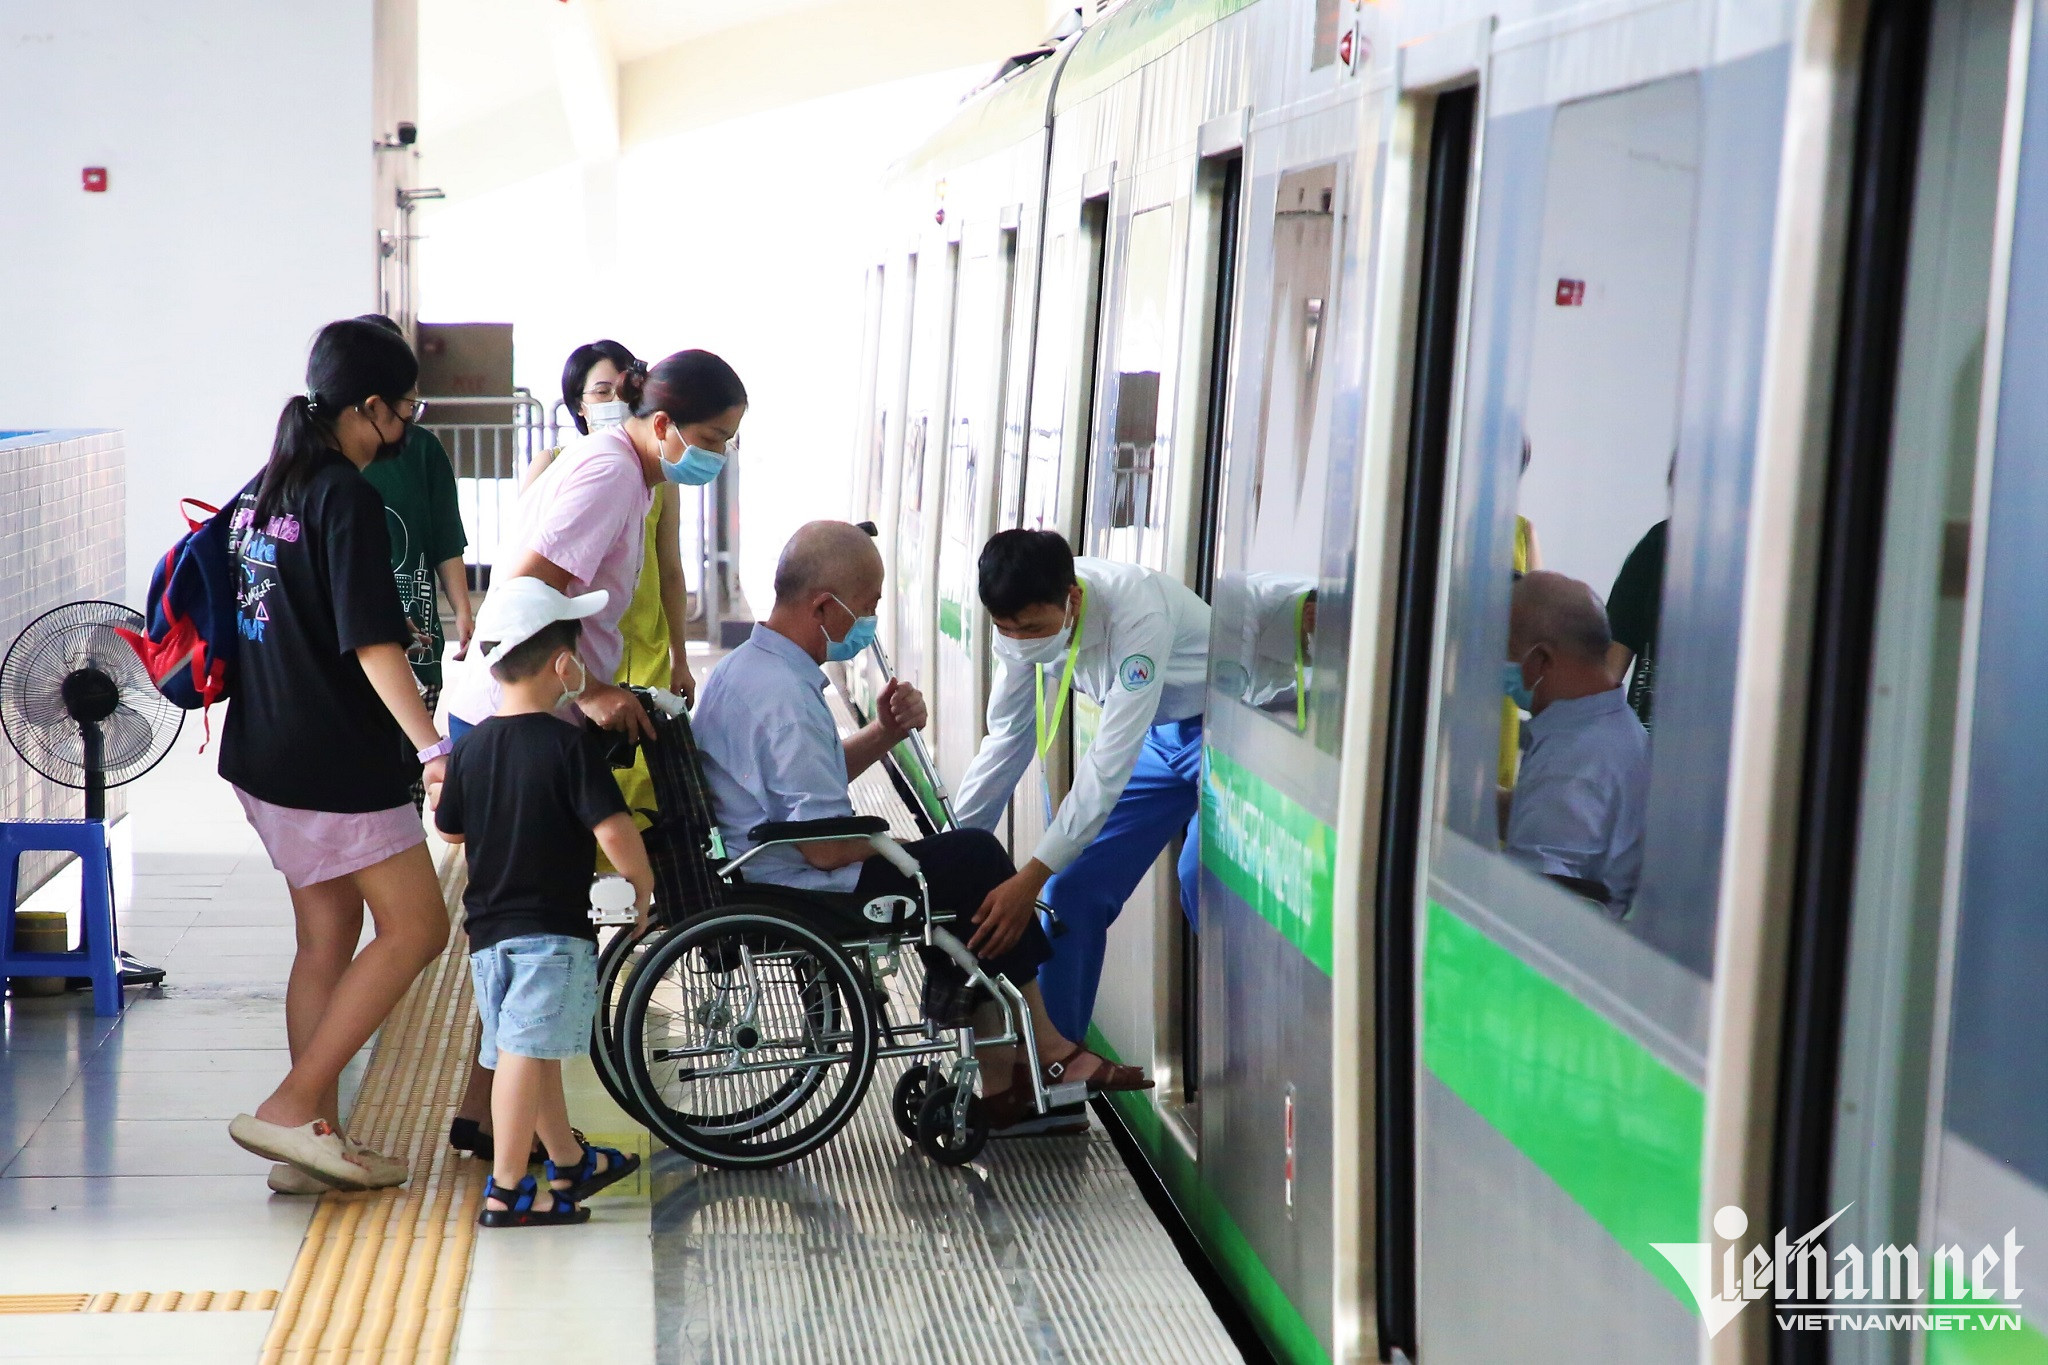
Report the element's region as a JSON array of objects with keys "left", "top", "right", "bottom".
[
  {"left": 939, "top": 242, "right": 1011, "bottom": 650},
  {"left": 1022, "top": 233, "right": 1073, "bottom": 532},
  {"left": 1208, "top": 163, "right": 1349, "bottom": 753},
  {"left": 1434, "top": 72, "right": 1733, "bottom": 977},
  {"left": 1094, "top": 204, "right": 1176, "bottom": 567}
]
